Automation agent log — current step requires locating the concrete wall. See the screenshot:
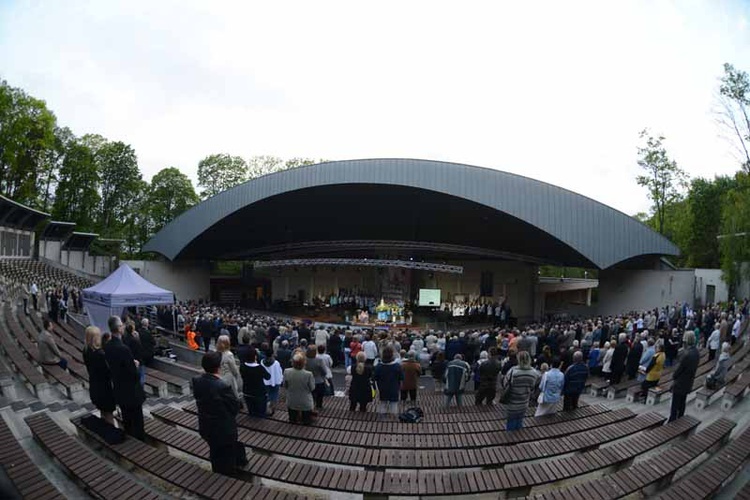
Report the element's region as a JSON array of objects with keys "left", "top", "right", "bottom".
[
  {"left": 598, "top": 269, "right": 695, "bottom": 316},
  {"left": 122, "top": 260, "right": 211, "bottom": 302},
  {"left": 694, "top": 269, "right": 729, "bottom": 306},
  {"left": 39, "top": 239, "right": 61, "bottom": 261},
  {"left": 0, "top": 228, "right": 34, "bottom": 257}
]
